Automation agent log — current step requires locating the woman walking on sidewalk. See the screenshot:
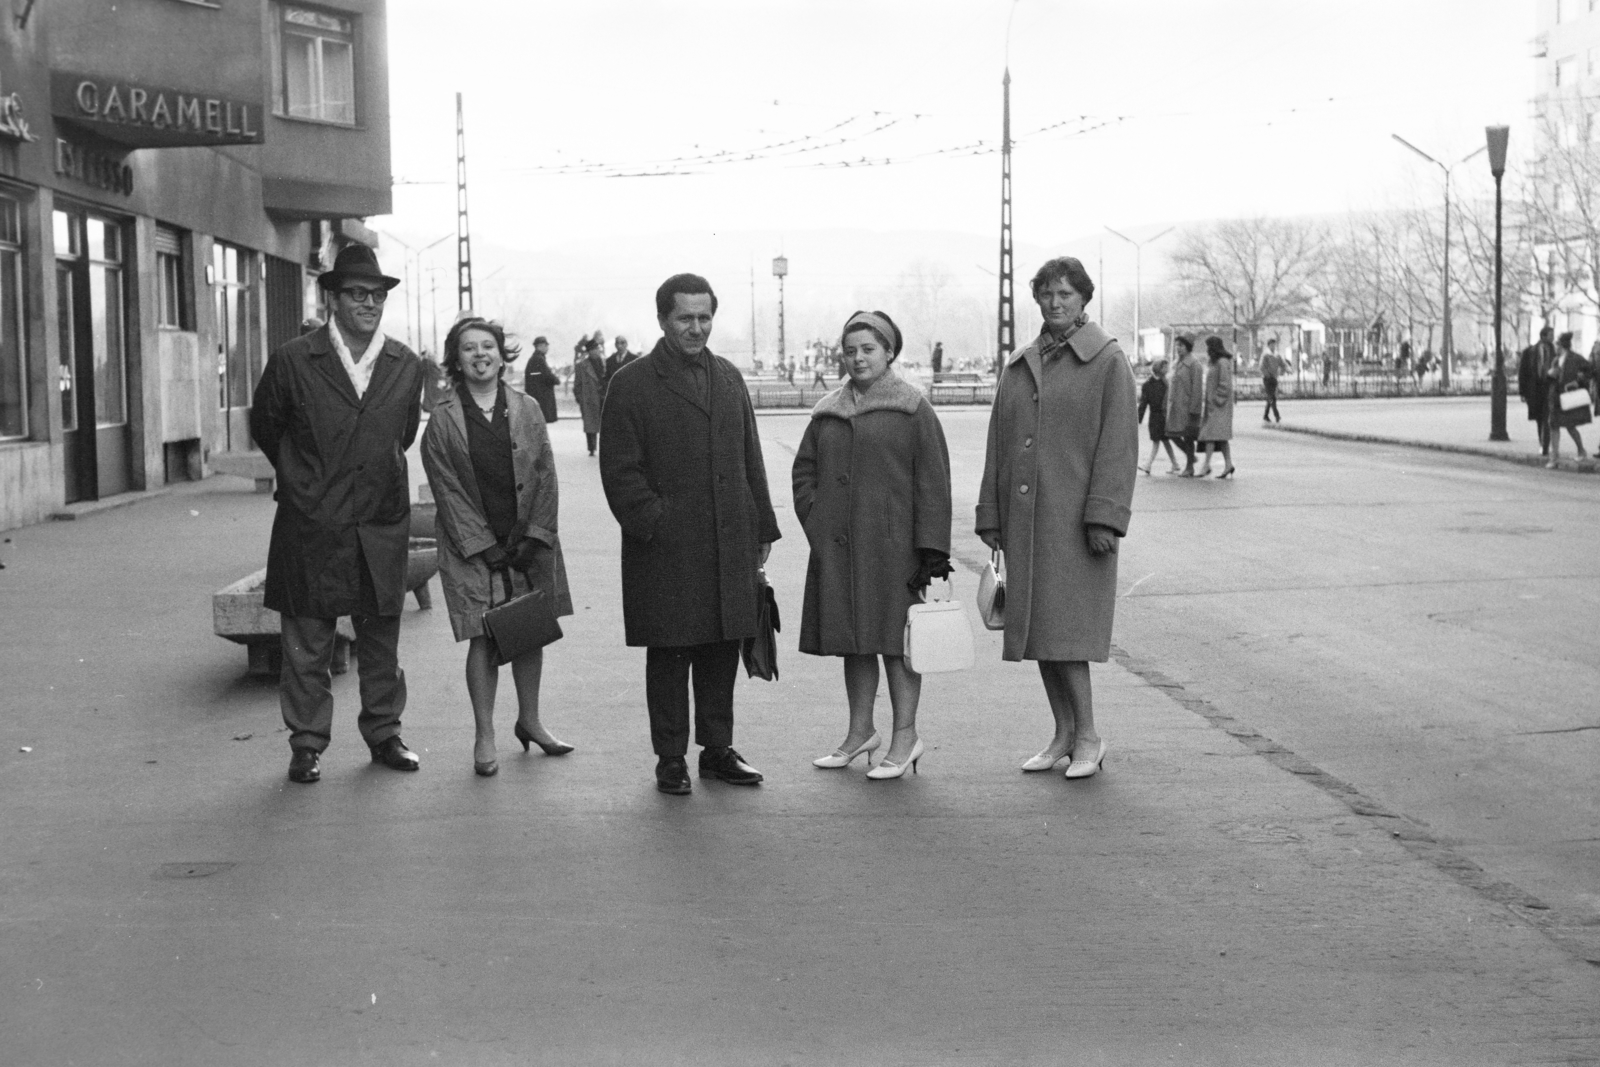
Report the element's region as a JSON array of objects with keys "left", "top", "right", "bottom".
[
  {"left": 1166, "top": 335, "right": 1203, "bottom": 476},
  {"left": 794, "top": 311, "right": 953, "bottom": 780},
  {"left": 1196, "top": 336, "right": 1236, "bottom": 478},
  {"left": 1546, "top": 331, "right": 1592, "bottom": 468},
  {"left": 1137, "top": 359, "right": 1179, "bottom": 474},
  {"left": 976, "top": 257, "right": 1137, "bottom": 779},
  {"left": 422, "top": 318, "right": 575, "bottom": 777}
]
